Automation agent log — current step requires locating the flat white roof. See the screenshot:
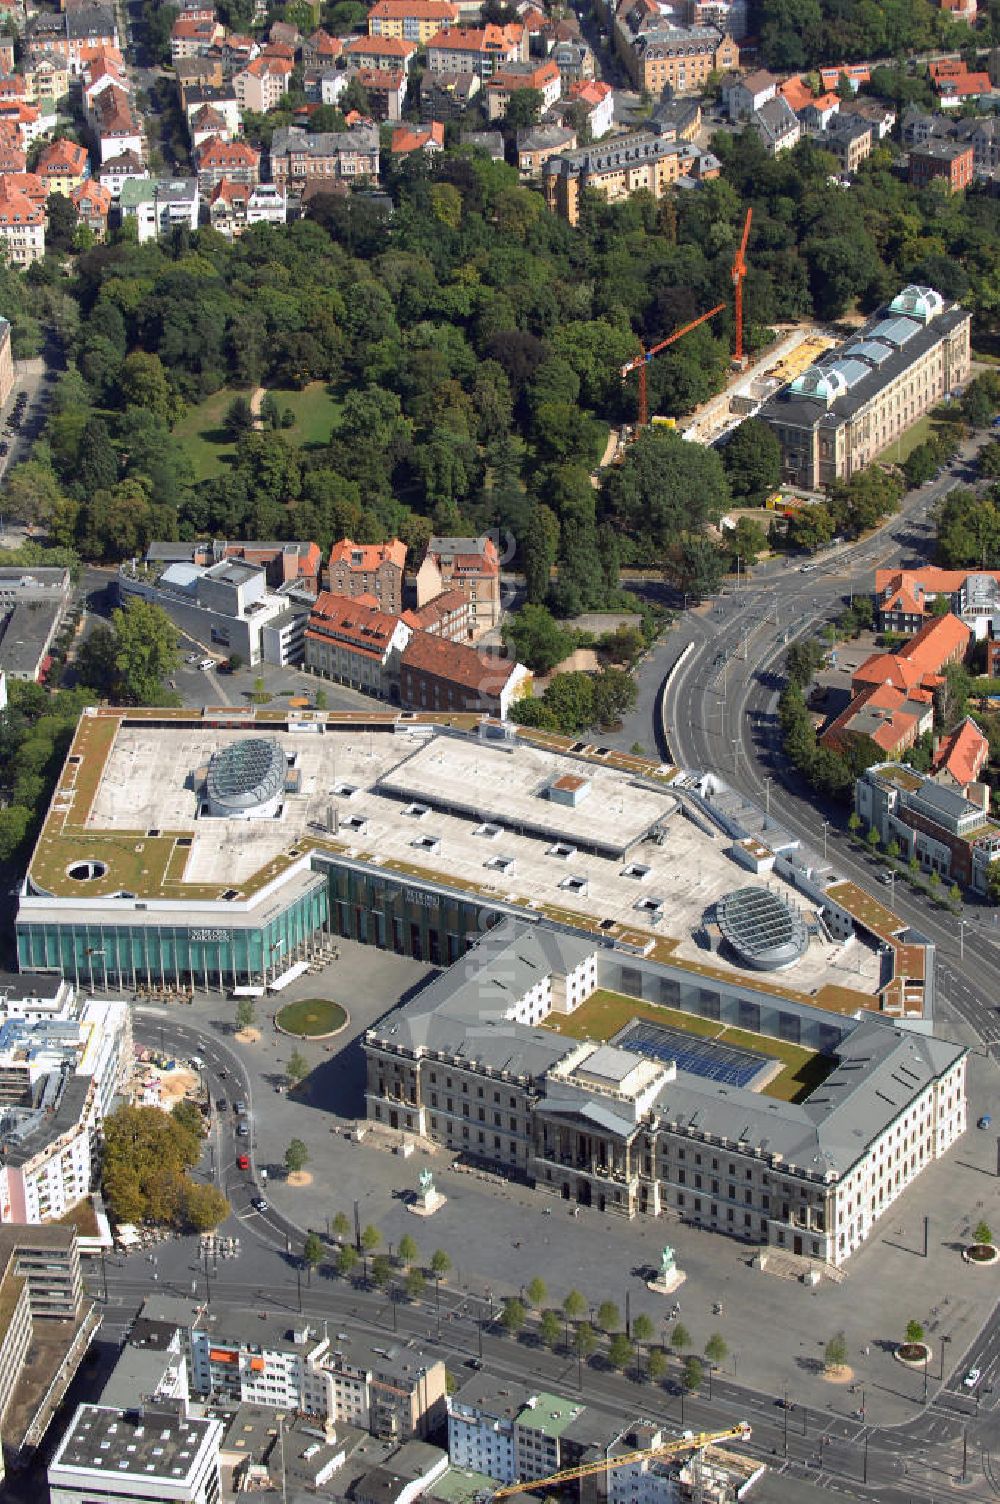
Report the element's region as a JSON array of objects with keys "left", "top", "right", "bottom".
[{"left": 46, "top": 723, "right": 882, "bottom": 997}]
